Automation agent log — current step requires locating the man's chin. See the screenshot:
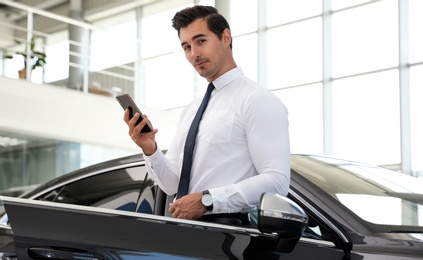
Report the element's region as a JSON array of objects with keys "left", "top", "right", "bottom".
[{"left": 196, "top": 69, "right": 209, "bottom": 78}]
